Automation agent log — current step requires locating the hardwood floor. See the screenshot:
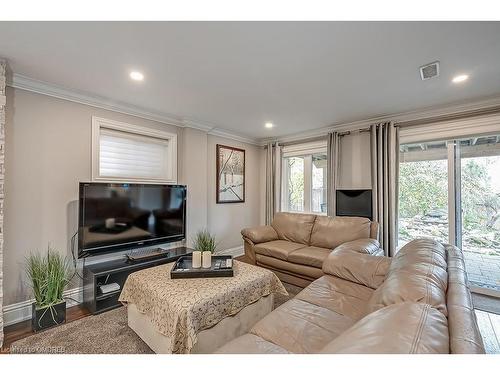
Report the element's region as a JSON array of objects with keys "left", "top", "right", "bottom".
[
  {"left": 2, "top": 264, "right": 499, "bottom": 354},
  {"left": 475, "top": 309, "right": 500, "bottom": 354},
  {"left": 1, "top": 305, "right": 90, "bottom": 354}
]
